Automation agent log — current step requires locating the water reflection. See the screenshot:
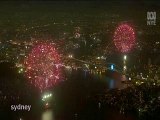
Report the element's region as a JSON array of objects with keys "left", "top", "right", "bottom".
[
  {"left": 84, "top": 70, "right": 123, "bottom": 89},
  {"left": 42, "top": 109, "right": 54, "bottom": 120}
]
